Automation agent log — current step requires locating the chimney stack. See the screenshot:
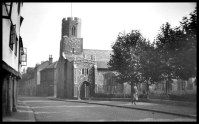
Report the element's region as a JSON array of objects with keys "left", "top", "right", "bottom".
[{"left": 49, "top": 55, "right": 53, "bottom": 64}]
